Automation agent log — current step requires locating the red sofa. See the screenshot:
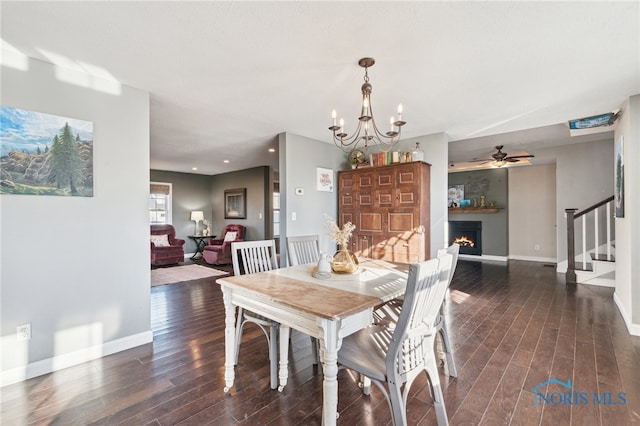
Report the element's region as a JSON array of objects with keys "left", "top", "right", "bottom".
[
  {"left": 151, "top": 224, "right": 185, "bottom": 266},
  {"left": 203, "top": 224, "right": 246, "bottom": 265}
]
